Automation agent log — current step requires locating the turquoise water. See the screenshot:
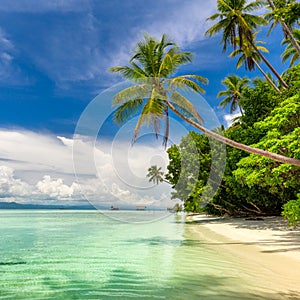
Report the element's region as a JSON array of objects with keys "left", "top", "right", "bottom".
[{"left": 0, "top": 210, "right": 297, "bottom": 299}]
